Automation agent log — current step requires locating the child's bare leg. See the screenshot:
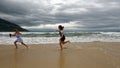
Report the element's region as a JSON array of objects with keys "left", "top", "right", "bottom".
[
  {"left": 21, "top": 42, "right": 28, "bottom": 48},
  {"left": 59, "top": 41, "right": 63, "bottom": 50},
  {"left": 14, "top": 41, "right": 18, "bottom": 49},
  {"left": 63, "top": 40, "right": 70, "bottom": 44}
]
